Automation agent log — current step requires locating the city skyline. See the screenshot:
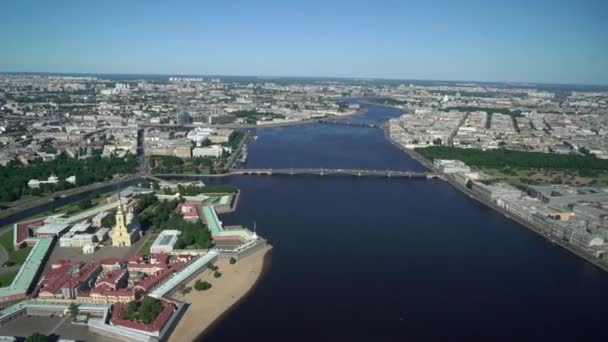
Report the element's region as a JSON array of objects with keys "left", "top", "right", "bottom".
[
  {"left": 1, "top": 0, "right": 607, "bottom": 85},
  {"left": 2, "top": 1, "right": 608, "bottom": 341}
]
